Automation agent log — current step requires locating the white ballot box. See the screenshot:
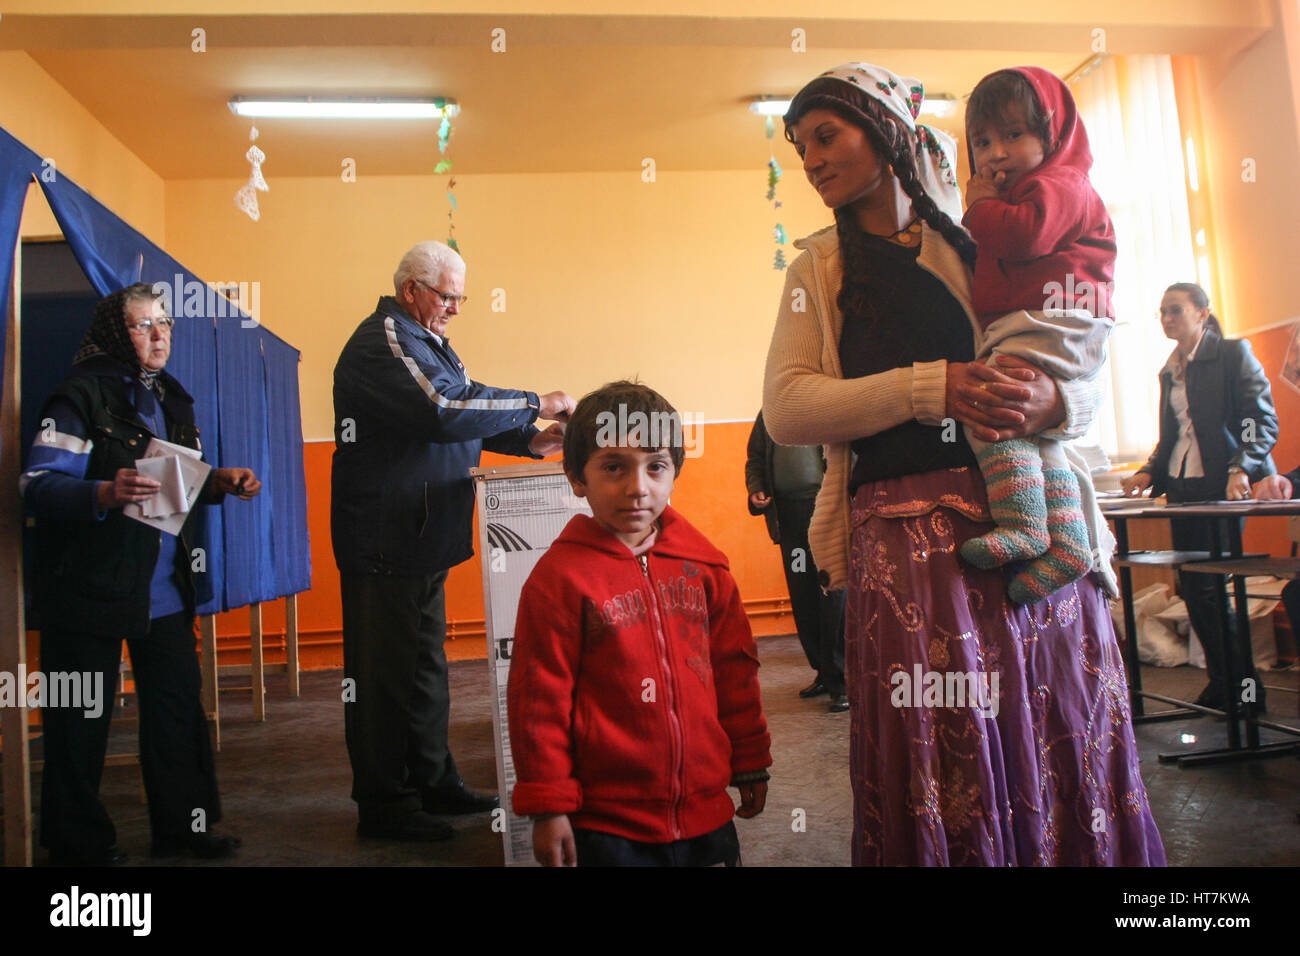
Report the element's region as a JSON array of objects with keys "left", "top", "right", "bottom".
[{"left": 471, "top": 462, "right": 591, "bottom": 865}]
